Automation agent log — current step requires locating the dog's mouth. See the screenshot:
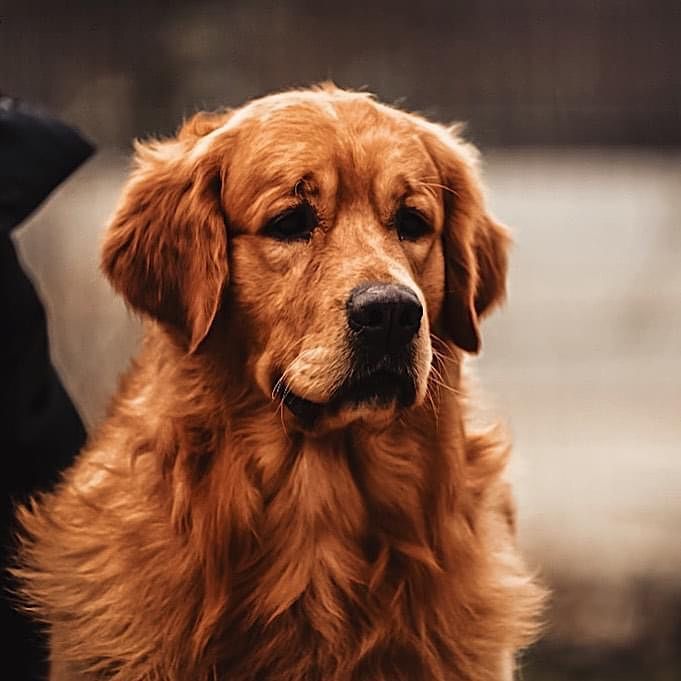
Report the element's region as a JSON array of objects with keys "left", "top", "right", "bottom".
[
  {"left": 272, "top": 370, "right": 416, "bottom": 427},
  {"left": 273, "top": 387, "right": 324, "bottom": 427}
]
